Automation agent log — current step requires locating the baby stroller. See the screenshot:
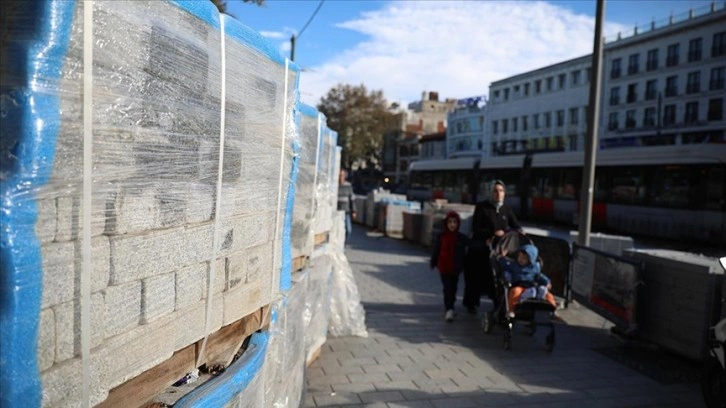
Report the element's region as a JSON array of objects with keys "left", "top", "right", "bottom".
[{"left": 481, "top": 231, "right": 557, "bottom": 352}]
